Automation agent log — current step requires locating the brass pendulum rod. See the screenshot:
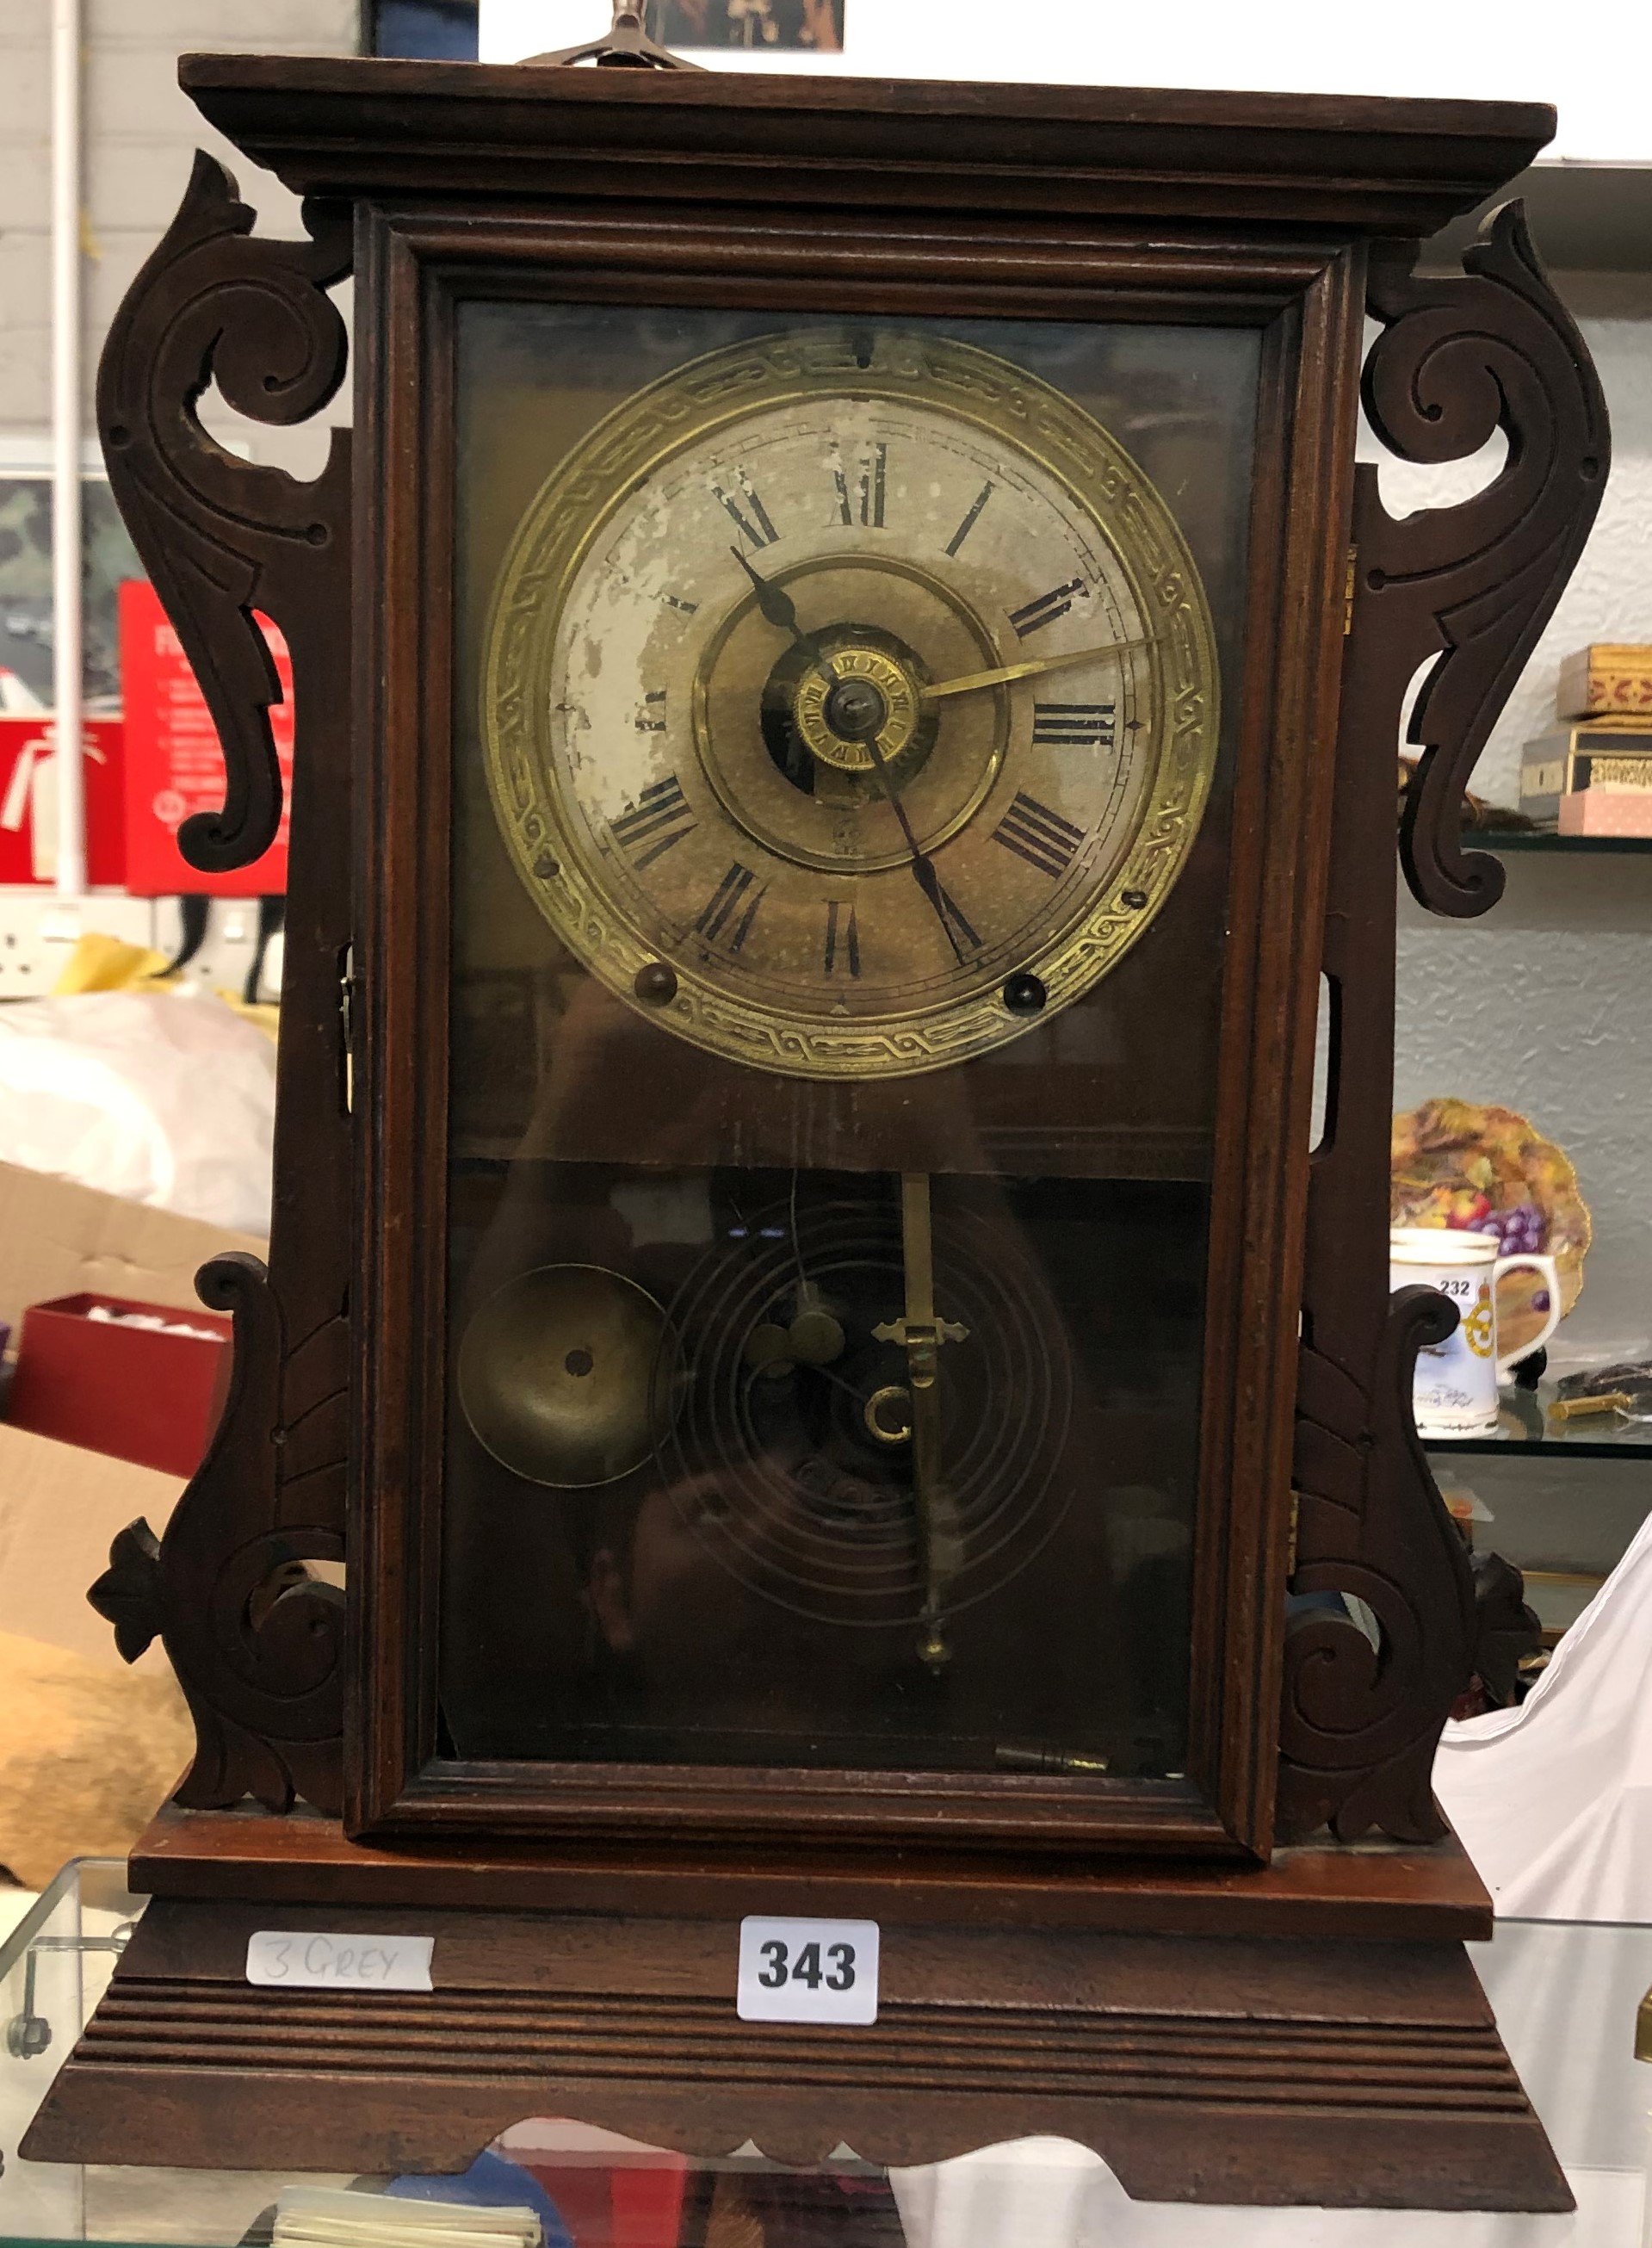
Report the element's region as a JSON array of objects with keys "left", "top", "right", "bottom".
[{"left": 874, "top": 1173, "right": 968, "bottom": 1671}]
